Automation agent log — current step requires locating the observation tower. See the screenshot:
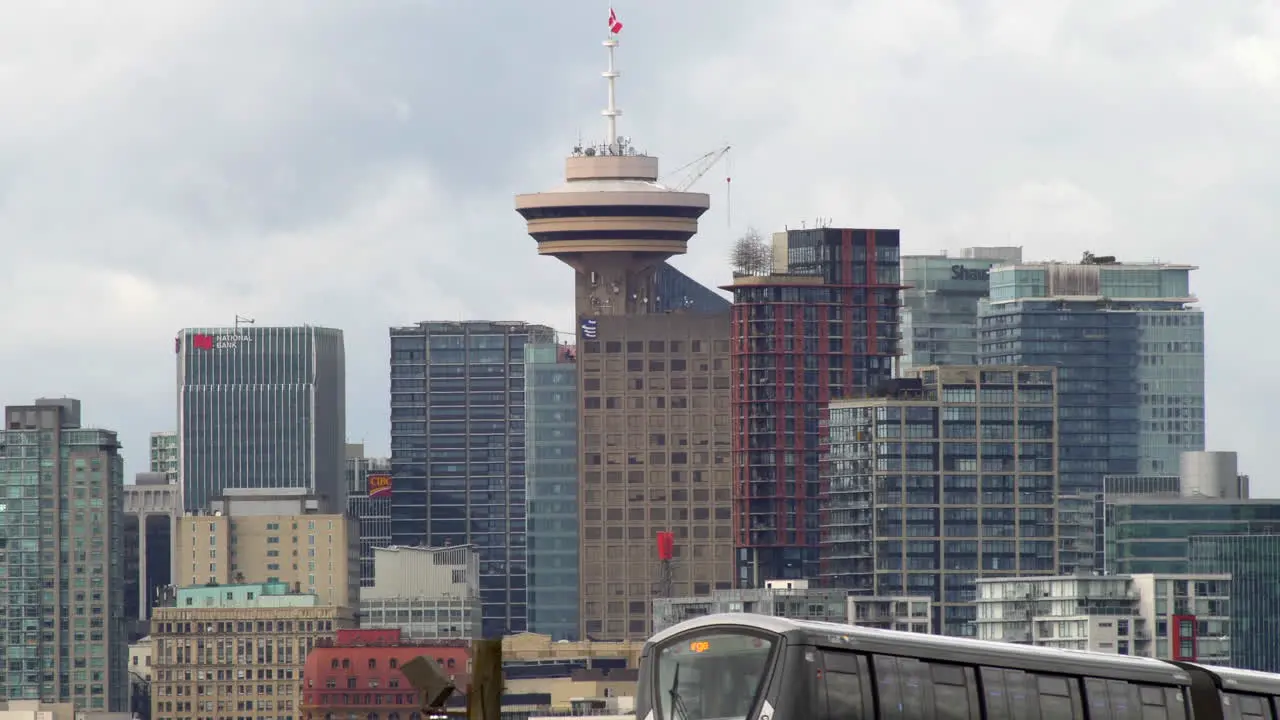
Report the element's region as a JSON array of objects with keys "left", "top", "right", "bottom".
[{"left": 515, "top": 22, "right": 711, "bottom": 316}]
